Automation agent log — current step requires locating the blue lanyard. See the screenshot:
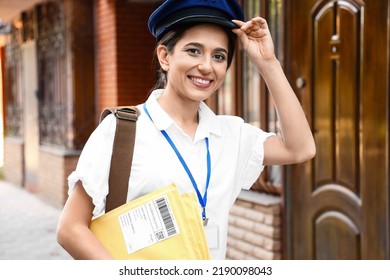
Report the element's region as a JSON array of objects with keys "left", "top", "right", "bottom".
[{"left": 143, "top": 103, "right": 211, "bottom": 222}]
